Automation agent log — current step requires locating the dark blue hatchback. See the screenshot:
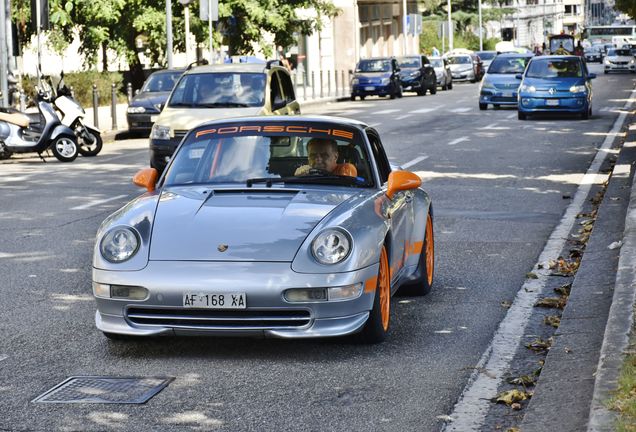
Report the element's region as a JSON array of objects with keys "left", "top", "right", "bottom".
[
  {"left": 350, "top": 58, "right": 402, "bottom": 100},
  {"left": 517, "top": 55, "right": 595, "bottom": 120}
]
